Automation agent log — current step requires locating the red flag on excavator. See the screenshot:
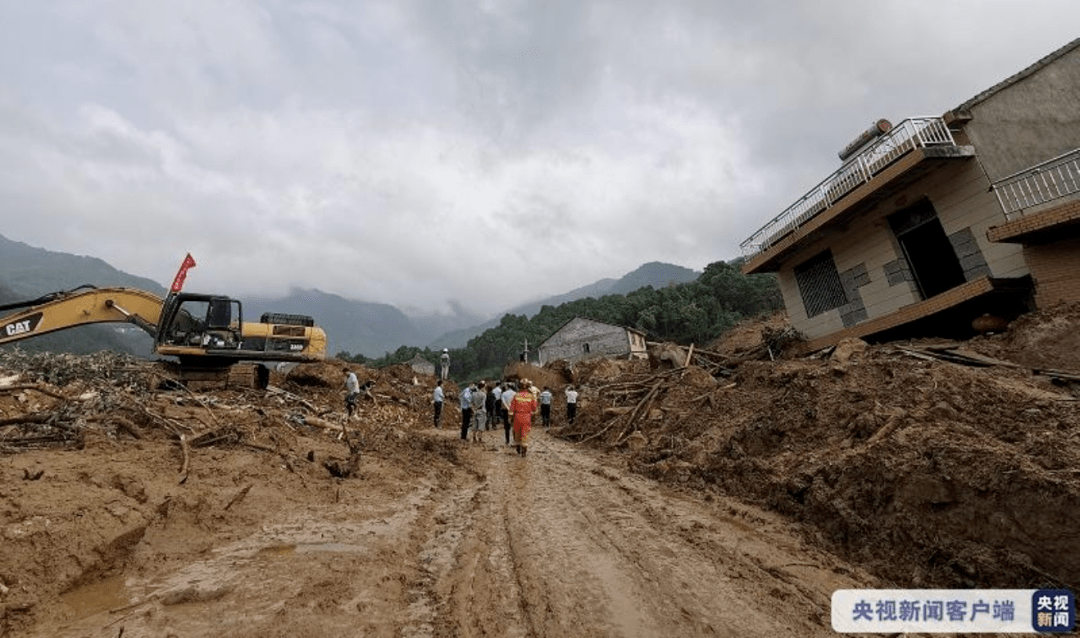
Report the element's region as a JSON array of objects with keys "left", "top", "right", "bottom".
[{"left": 170, "top": 253, "right": 197, "bottom": 293}]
